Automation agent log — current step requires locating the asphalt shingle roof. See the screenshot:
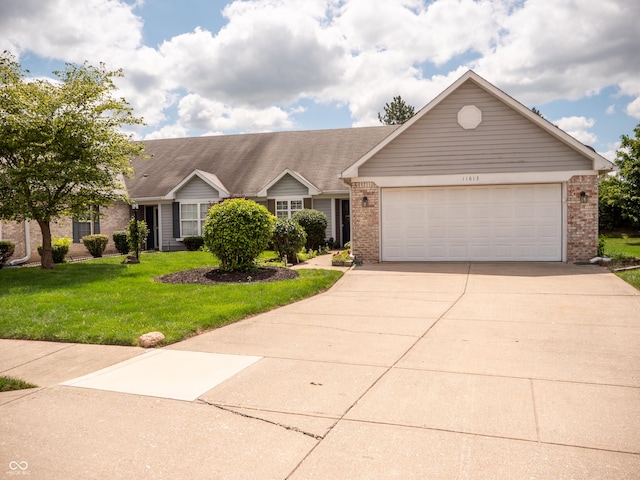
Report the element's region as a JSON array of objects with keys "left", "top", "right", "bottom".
[{"left": 126, "top": 126, "right": 398, "bottom": 199}]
